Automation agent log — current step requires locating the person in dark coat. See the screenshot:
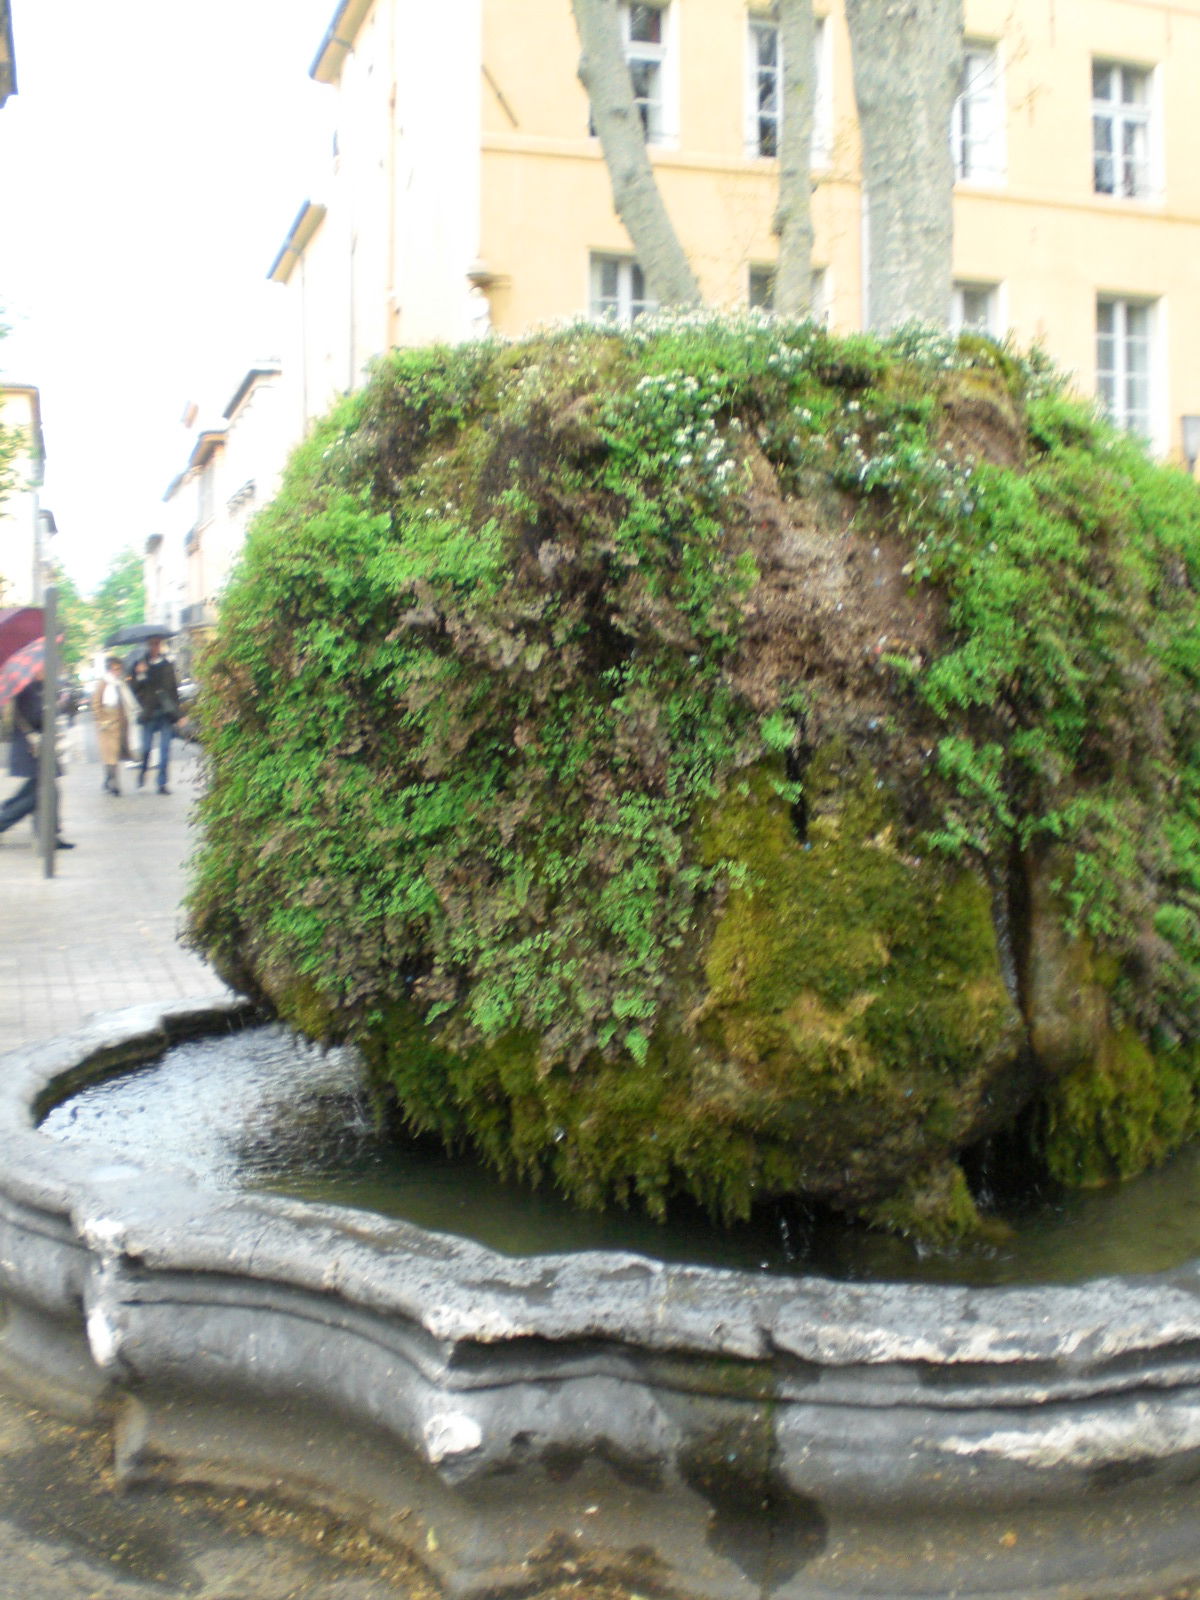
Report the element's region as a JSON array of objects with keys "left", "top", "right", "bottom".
[
  {"left": 130, "top": 635, "right": 181, "bottom": 795},
  {"left": 0, "top": 669, "right": 74, "bottom": 847}
]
